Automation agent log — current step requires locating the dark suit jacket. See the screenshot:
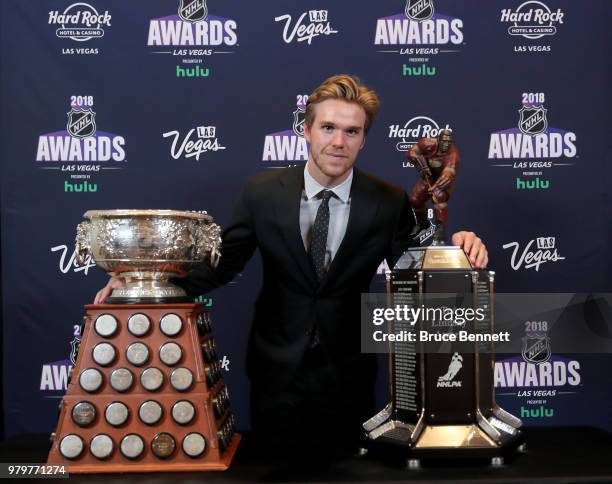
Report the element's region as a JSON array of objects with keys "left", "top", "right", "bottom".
[{"left": 177, "top": 166, "right": 415, "bottom": 392}]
